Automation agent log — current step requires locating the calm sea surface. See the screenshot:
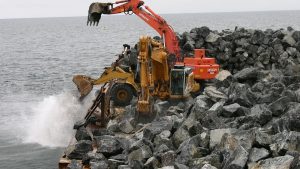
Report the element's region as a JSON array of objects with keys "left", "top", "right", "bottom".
[{"left": 1, "top": 11, "right": 300, "bottom": 168}]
